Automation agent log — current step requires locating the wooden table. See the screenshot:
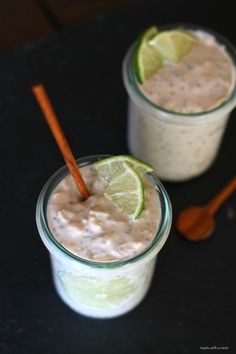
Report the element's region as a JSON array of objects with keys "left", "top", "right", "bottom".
[{"left": 0, "top": 0, "right": 136, "bottom": 53}]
